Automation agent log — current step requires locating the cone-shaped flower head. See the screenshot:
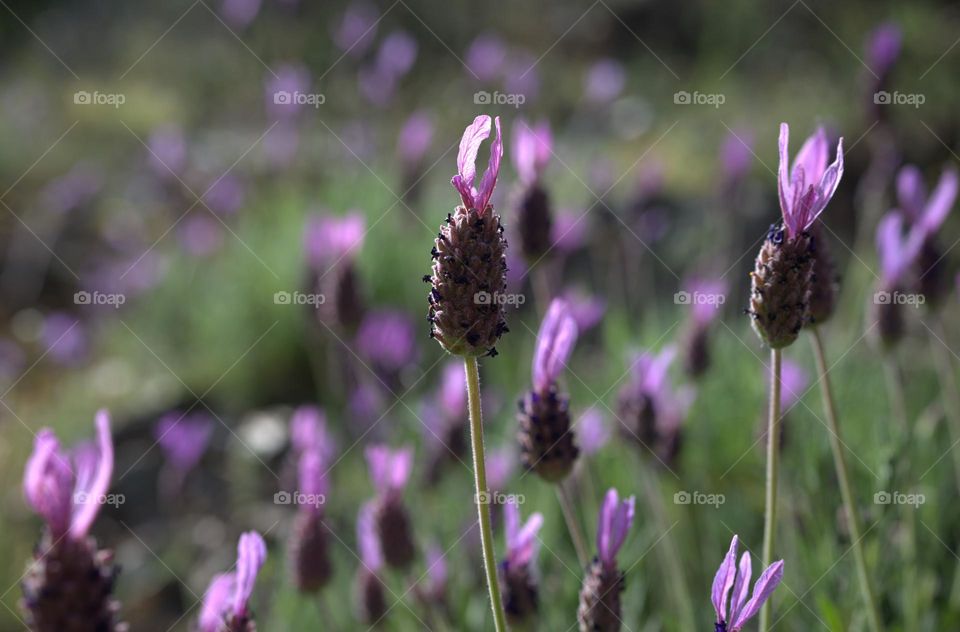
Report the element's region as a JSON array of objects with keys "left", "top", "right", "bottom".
[
  {"left": 365, "top": 444, "right": 416, "bottom": 569},
  {"left": 683, "top": 278, "right": 727, "bottom": 378},
  {"left": 428, "top": 115, "right": 508, "bottom": 357},
  {"left": 512, "top": 119, "right": 554, "bottom": 261},
  {"left": 577, "top": 488, "right": 635, "bottom": 632},
  {"left": 499, "top": 498, "right": 544, "bottom": 624},
  {"left": 512, "top": 120, "right": 552, "bottom": 187},
  {"left": 519, "top": 298, "right": 580, "bottom": 482},
  {"left": 304, "top": 211, "right": 366, "bottom": 330},
  {"left": 777, "top": 124, "right": 844, "bottom": 241},
  {"left": 198, "top": 531, "right": 267, "bottom": 632},
  {"left": 289, "top": 446, "right": 333, "bottom": 592},
  {"left": 711, "top": 535, "right": 784, "bottom": 632},
  {"left": 24, "top": 410, "right": 114, "bottom": 540},
  {"left": 355, "top": 502, "right": 388, "bottom": 624}
]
